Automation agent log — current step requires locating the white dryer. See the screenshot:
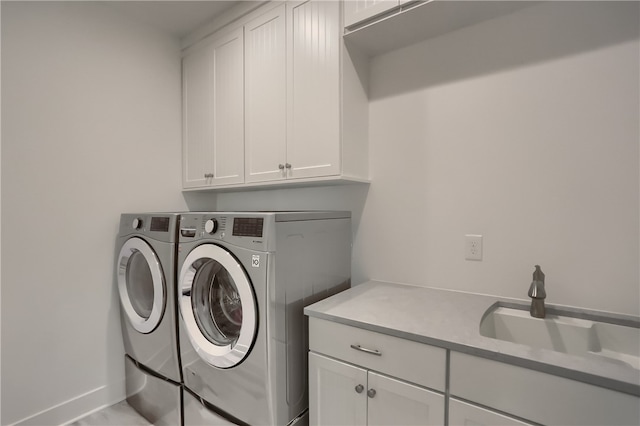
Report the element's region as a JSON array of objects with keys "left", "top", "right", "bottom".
[
  {"left": 115, "top": 213, "right": 182, "bottom": 425},
  {"left": 177, "top": 212, "right": 352, "bottom": 425}
]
